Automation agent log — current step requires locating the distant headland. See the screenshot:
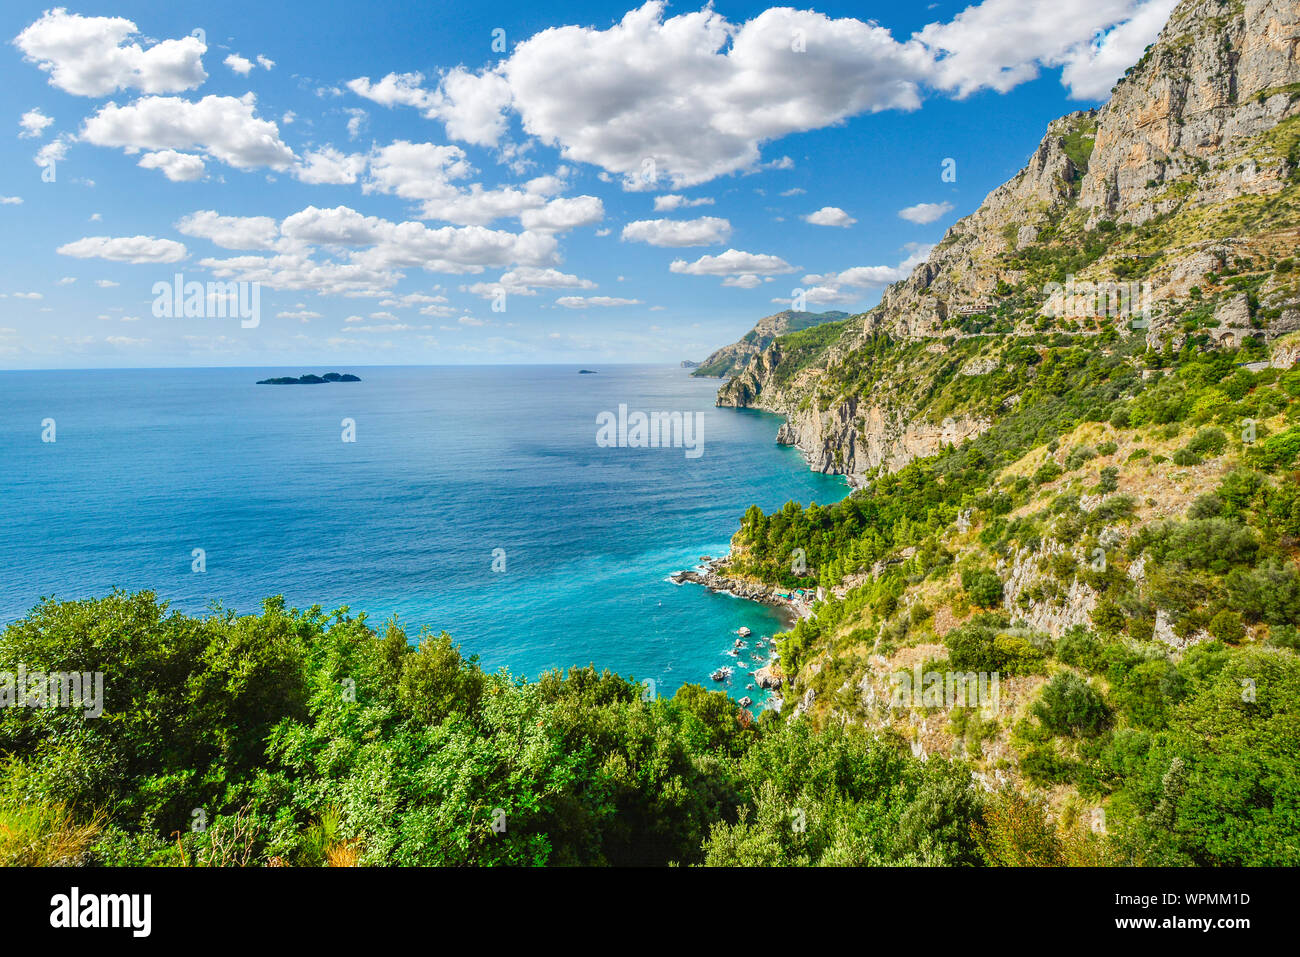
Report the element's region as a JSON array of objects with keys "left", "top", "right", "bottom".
[
  {"left": 578, "top": 369, "right": 598, "bottom": 374},
  {"left": 256, "top": 372, "right": 362, "bottom": 385}
]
